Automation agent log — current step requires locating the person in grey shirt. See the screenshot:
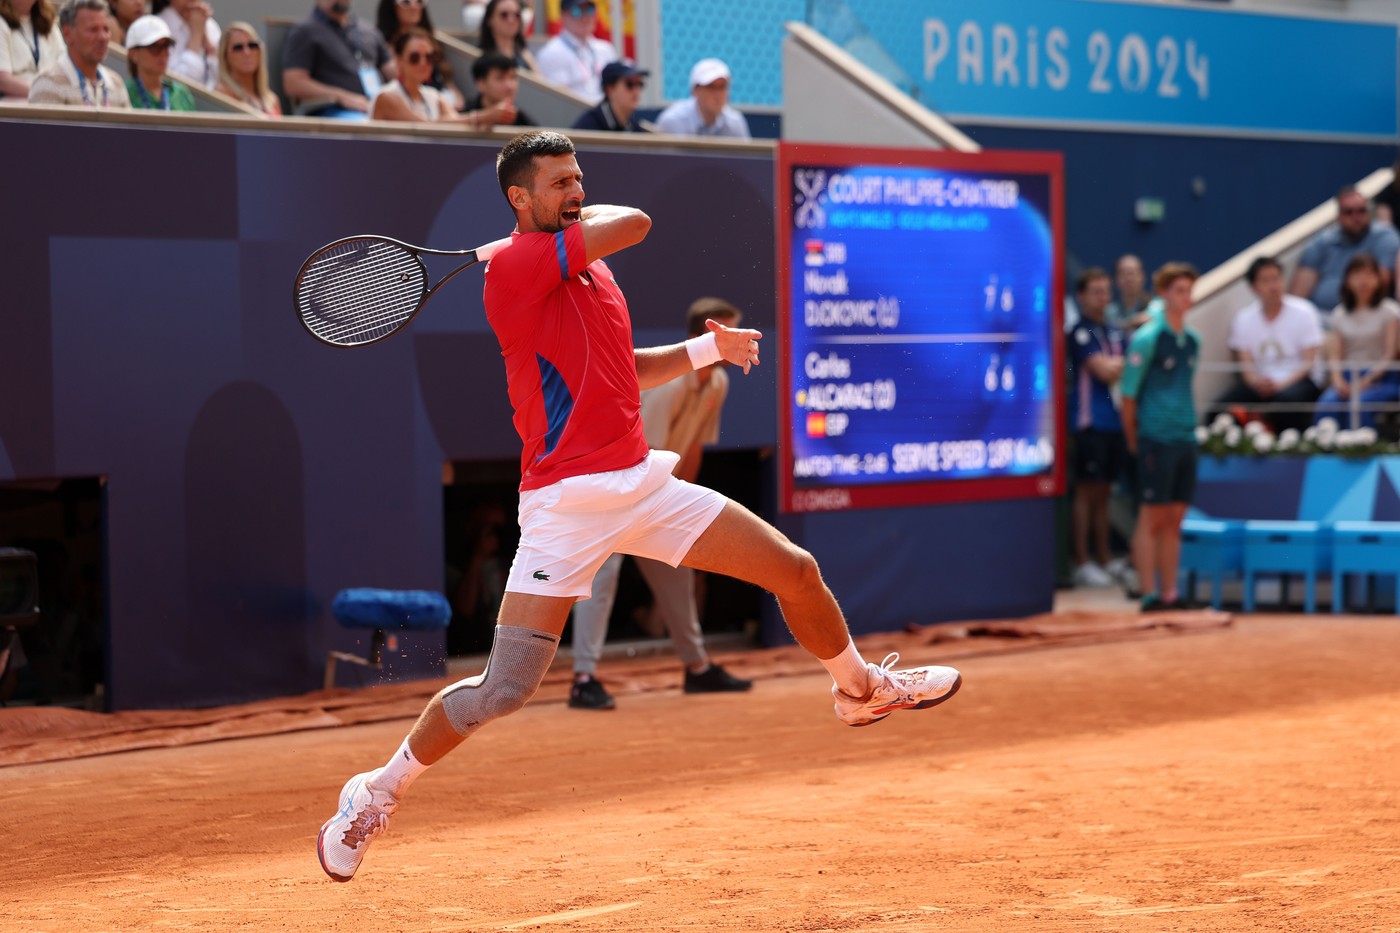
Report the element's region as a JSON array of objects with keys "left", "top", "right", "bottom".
[
  {"left": 654, "top": 57, "right": 749, "bottom": 139},
  {"left": 1291, "top": 186, "right": 1400, "bottom": 309}
]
